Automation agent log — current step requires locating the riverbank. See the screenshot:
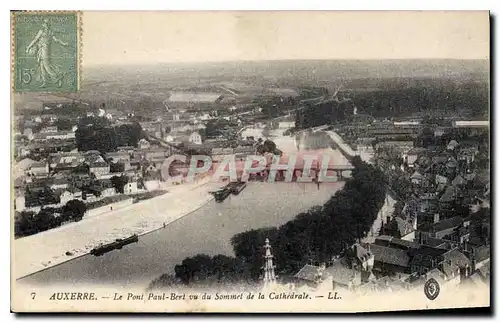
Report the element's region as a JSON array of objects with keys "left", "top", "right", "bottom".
[
  {"left": 14, "top": 178, "right": 221, "bottom": 280},
  {"left": 16, "top": 127, "right": 354, "bottom": 284}
]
